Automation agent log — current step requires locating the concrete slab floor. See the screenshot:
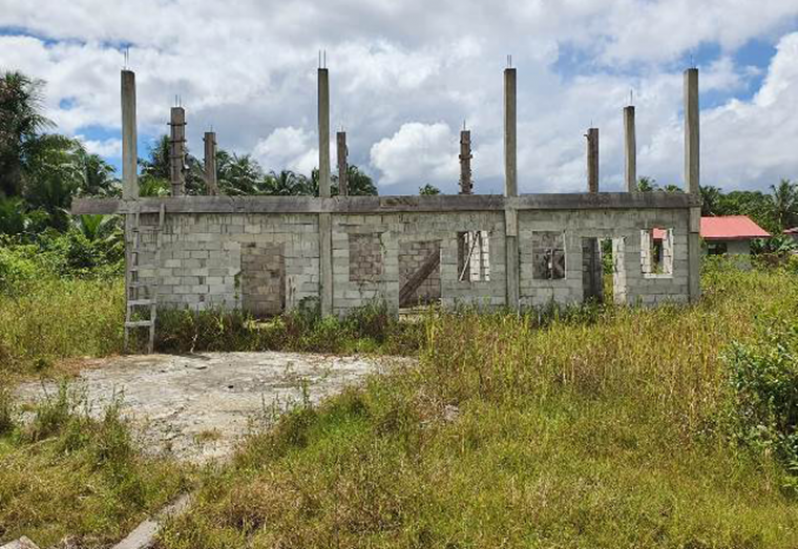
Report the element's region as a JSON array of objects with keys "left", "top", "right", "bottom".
[{"left": 16, "top": 352, "right": 405, "bottom": 463}]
